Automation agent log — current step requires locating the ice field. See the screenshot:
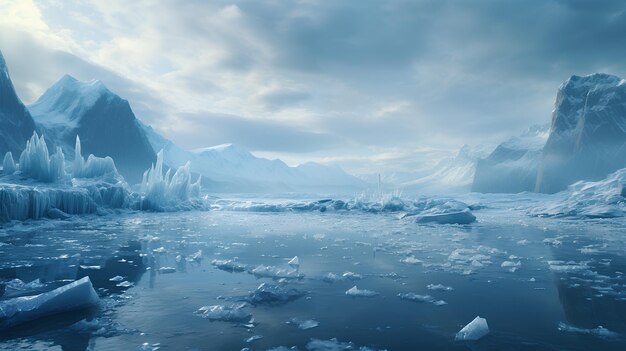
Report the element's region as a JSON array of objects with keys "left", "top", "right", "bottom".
[{"left": 0, "top": 194, "right": 625, "bottom": 351}]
